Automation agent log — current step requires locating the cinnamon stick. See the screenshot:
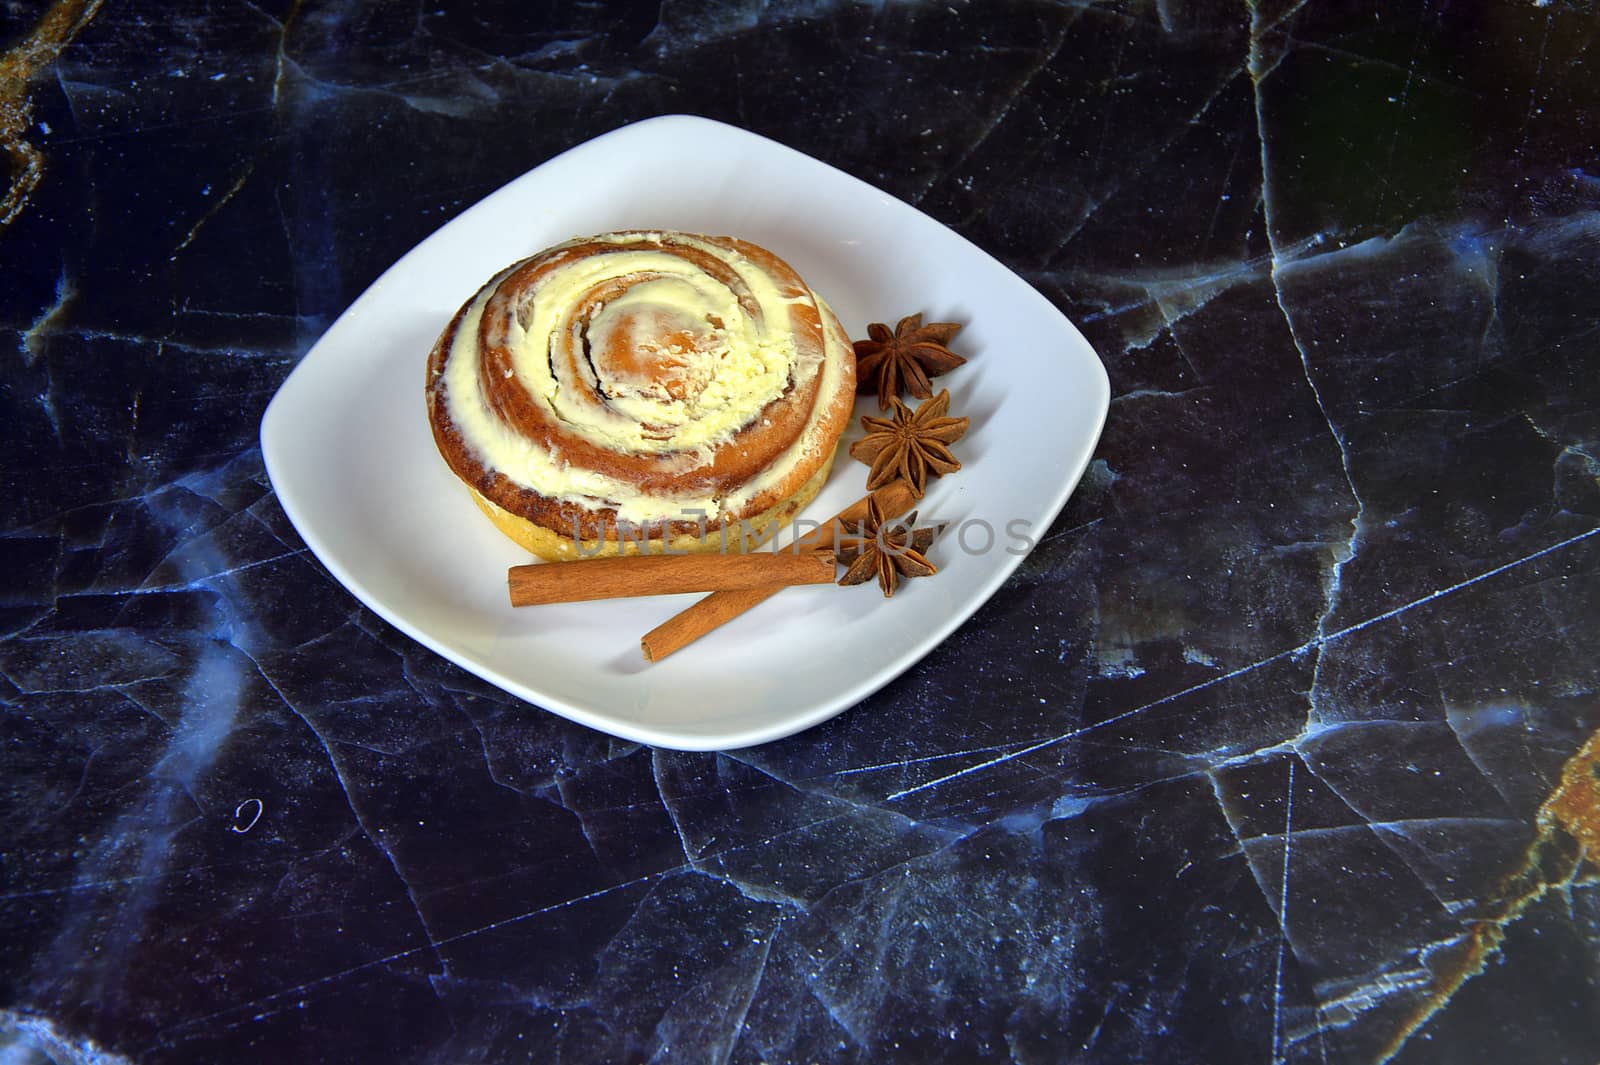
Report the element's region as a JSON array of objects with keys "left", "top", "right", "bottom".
[
  {"left": 509, "top": 551, "right": 836, "bottom": 607},
  {"left": 640, "top": 480, "right": 918, "bottom": 661}
]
